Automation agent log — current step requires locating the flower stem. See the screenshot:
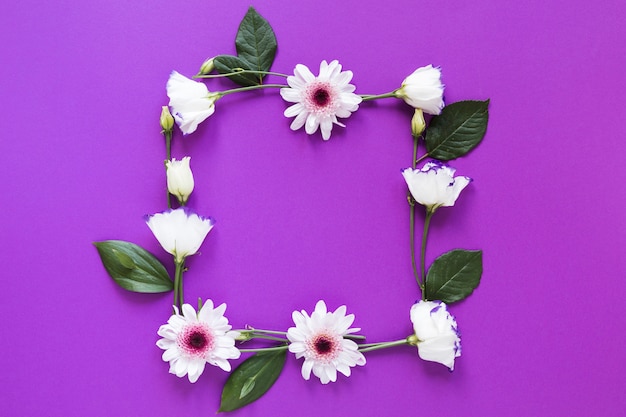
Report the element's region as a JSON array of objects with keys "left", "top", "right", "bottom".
[
  {"left": 241, "top": 328, "right": 288, "bottom": 336},
  {"left": 360, "top": 90, "right": 398, "bottom": 101},
  {"left": 358, "top": 338, "right": 409, "bottom": 353},
  {"left": 220, "top": 84, "right": 286, "bottom": 96},
  {"left": 163, "top": 130, "right": 172, "bottom": 209},
  {"left": 409, "top": 134, "right": 424, "bottom": 291},
  {"left": 420, "top": 209, "right": 434, "bottom": 300},
  {"left": 173, "top": 260, "right": 185, "bottom": 311},
  {"left": 195, "top": 69, "right": 290, "bottom": 79},
  {"left": 239, "top": 345, "right": 289, "bottom": 353},
  {"left": 249, "top": 334, "right": 289, "bottom": 343}
]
